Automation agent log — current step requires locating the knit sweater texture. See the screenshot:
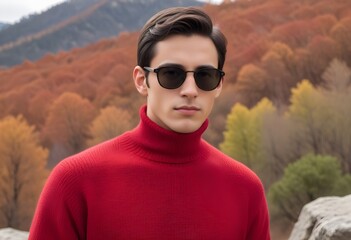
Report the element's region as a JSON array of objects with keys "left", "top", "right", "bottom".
[{"left": 29, "top": 106, "right": 270, "bottom": 240}]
